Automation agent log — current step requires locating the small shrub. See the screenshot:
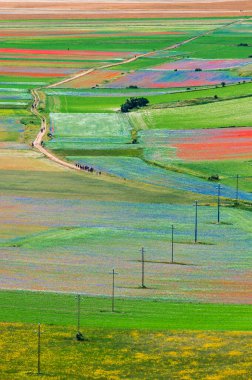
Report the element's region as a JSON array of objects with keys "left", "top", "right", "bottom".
[{"left": 208, "top": 174, "right": 219, "bottom": 181}]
